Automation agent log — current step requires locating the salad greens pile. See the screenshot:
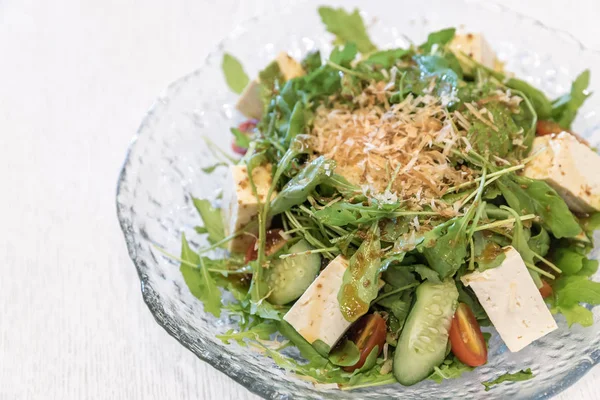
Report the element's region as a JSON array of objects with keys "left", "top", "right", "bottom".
[{"left": 172, "top": 6, "right": 600, "bottom": 393}]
